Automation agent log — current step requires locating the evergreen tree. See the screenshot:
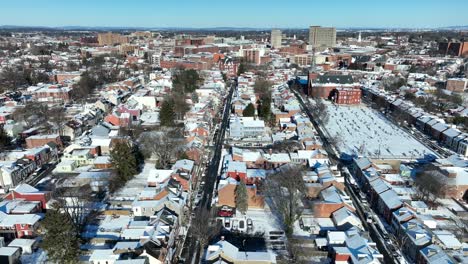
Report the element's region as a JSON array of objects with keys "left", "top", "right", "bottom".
[
  {"left": 258, "top": 97, "right": 272, "bottom": 121},
  {"left": 235, "top": 181, "right": 248, "bottom": 214},
  {"left": 0, "top": 126, "right": 12, "bottom": 151},
  {"left": 160, "top": 99, "right": 175, "bottom": 126},
  {"left": 242, "top": 103, "right": 255, "bottom": 117},
  {"left": 41, "top": 209, "right": 80, "bottom": 264},
  {"left": 109, "top": 141, "right": 138, "bottom": 192},
  {"left": 256, "top": 100, "right": 263, "bottom": 117},
  {"left": 237, "top": 63, "right": 247, "bottom": 76}
]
